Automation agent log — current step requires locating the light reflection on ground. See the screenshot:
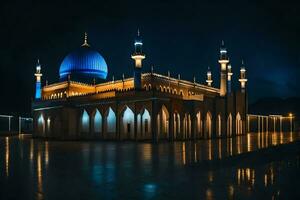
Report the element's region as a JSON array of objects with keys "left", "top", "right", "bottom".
[{"left": 0, "top": 132, "right": 299, "bottom": 199}]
